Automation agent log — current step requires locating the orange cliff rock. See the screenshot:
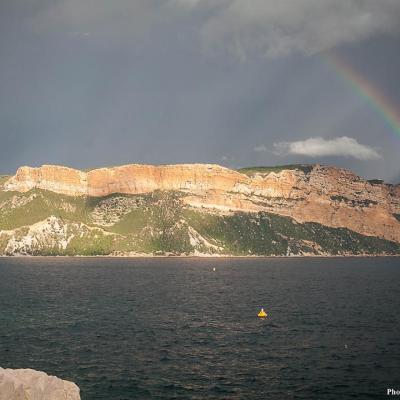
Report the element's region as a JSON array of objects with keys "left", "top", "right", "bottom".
[{"left": 3, "top": 163, "right": 400, "bottom": 243}]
